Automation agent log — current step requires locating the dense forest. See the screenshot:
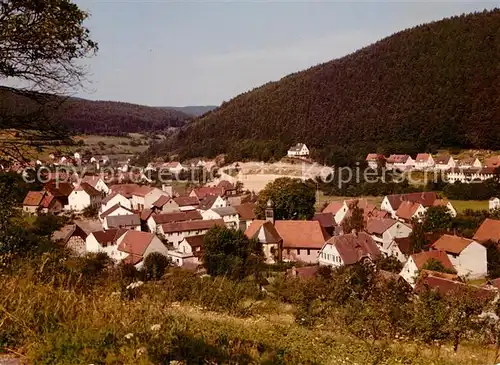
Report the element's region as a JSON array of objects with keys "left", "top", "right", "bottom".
[
  {"left": 151, "top": 9, "right": 500, "bottom": 164},
  {"left": 0, "top": 87, "right": 190, "bottom": 135}
]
